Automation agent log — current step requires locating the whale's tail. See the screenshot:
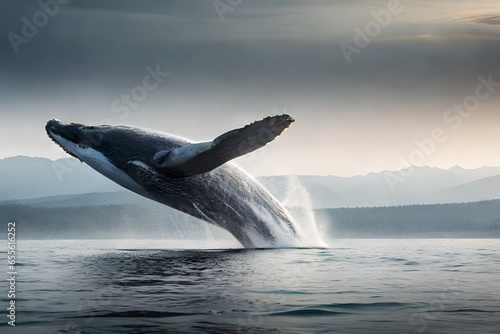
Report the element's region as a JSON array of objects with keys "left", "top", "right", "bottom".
[{"left": 153, "top": 114, "right": 294, "bottom": 177}]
